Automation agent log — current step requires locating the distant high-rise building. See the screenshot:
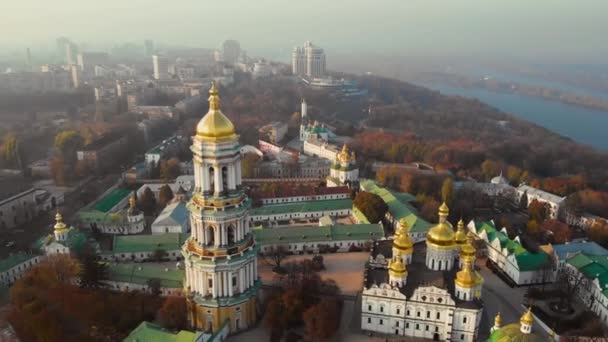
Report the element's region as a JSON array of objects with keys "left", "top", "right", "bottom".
[
  {"left": 70, "top": 65, "right": 80, "bottom": 88},
  {"left": 77, "top": 52, "right": 109, "bottom": 72},
  {"left": 292, "top": 41, "right": 326, "bottom": 78},
  {"left": 152, "top": 54, "right": 169, "bottom": 80},
  {"left": 216, "top": 40, "right": 241, "bottom": 65},
  {"left": 144, "top": 39, "right": 154, "bottom": 57}
]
